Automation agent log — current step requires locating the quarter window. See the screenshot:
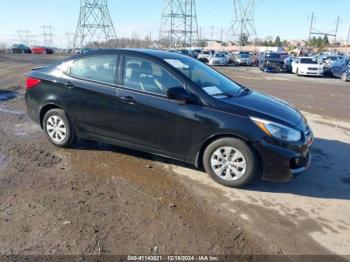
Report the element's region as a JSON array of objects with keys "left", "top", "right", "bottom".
[
  {"left": 69, "top": 55, "right": 117, "bottom": 84},
  {"left": 123, "top": 57, "right": 183, "bottom": 95}
]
